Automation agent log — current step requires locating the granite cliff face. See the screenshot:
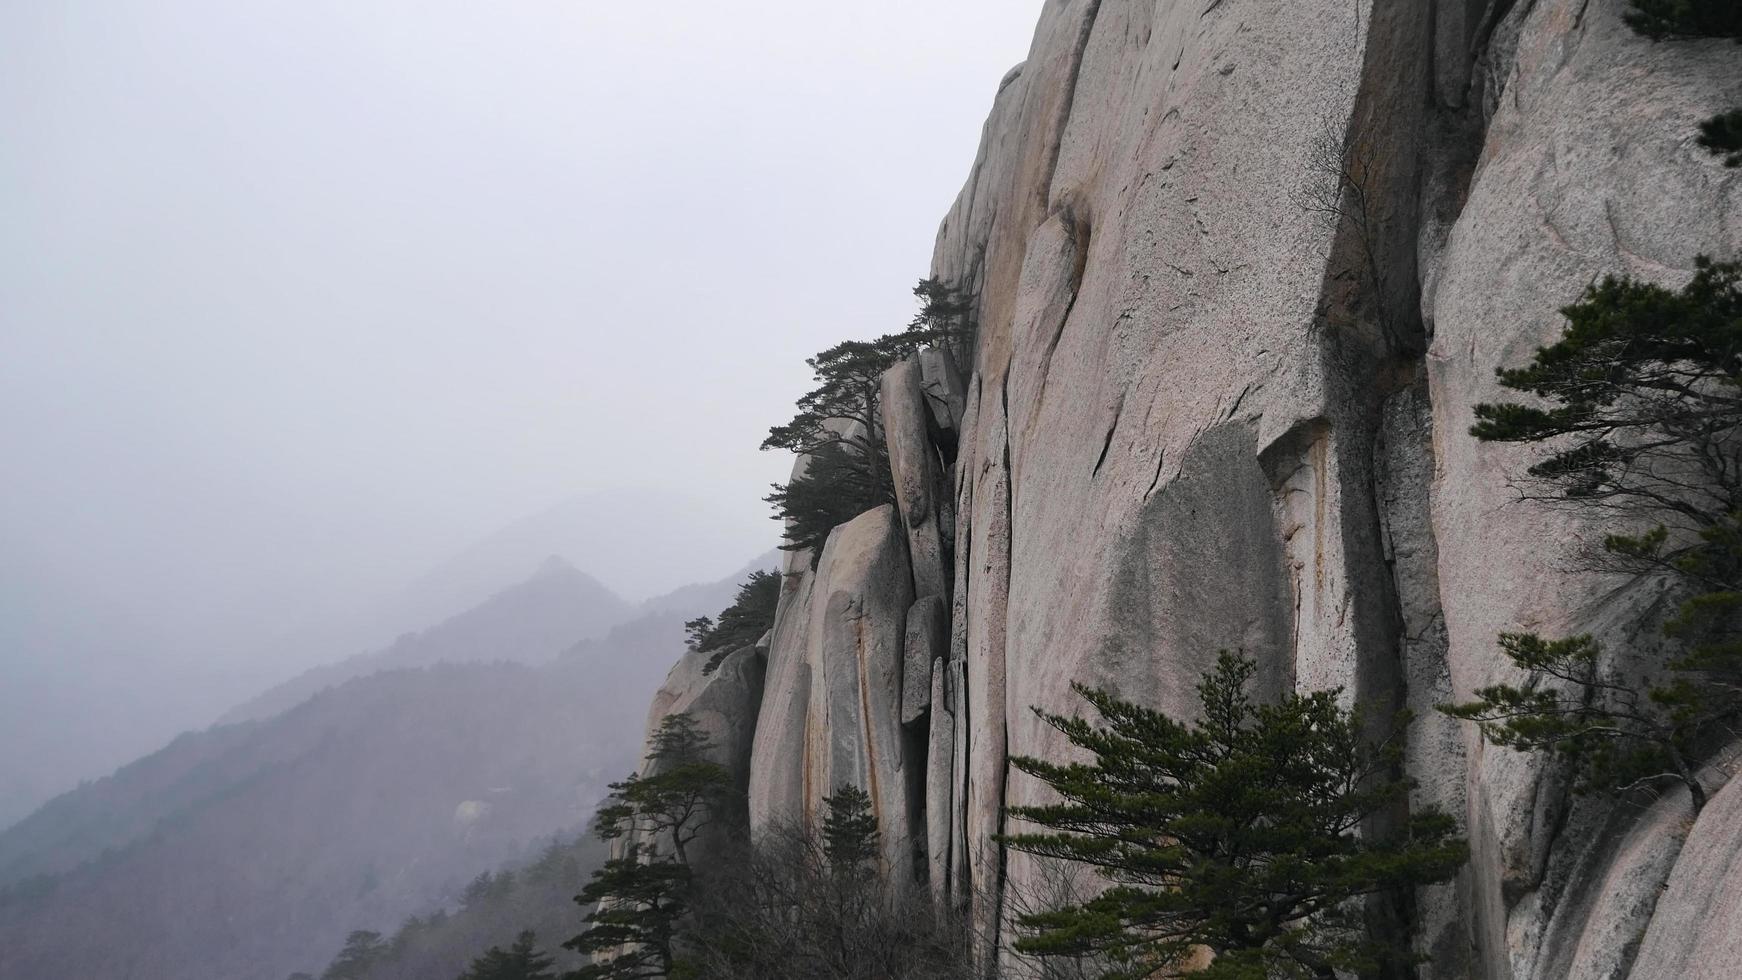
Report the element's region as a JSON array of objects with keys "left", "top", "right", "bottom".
[{"left": 633, "top": 0, "right": 1742, "bottom": 975}]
